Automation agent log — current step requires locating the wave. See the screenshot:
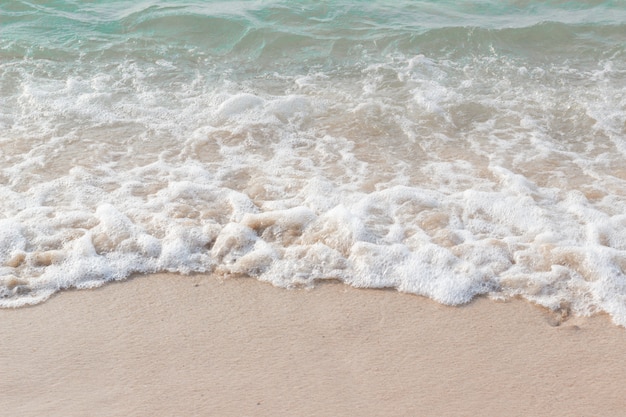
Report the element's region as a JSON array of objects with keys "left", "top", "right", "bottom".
[{"left": 1, "top": 0, "right": 625, "bottom": 326}]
